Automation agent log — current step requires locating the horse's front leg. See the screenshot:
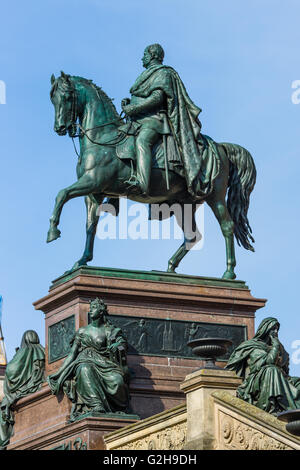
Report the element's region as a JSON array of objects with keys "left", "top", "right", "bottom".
[
  {"left": 47, "top": 174, "right": 96, "bottom": 243},
  {"left": 71, "top": 194, "right": 102, "bottom": 270}
]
